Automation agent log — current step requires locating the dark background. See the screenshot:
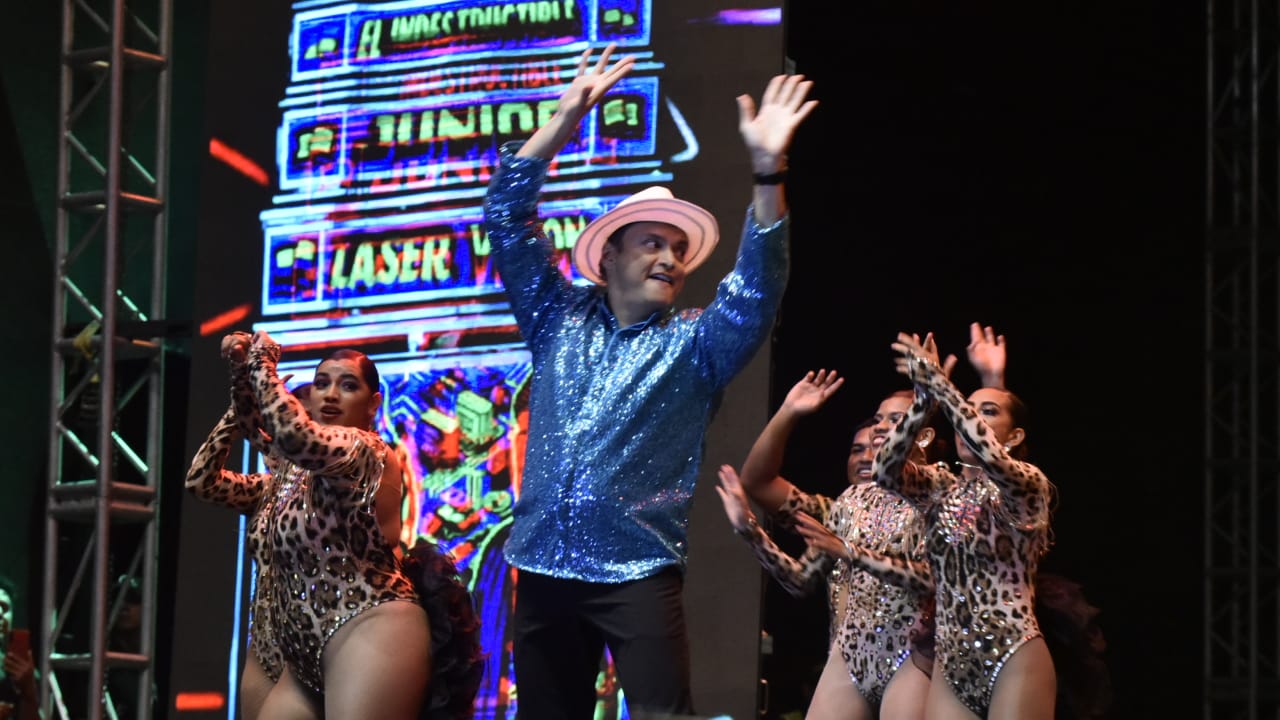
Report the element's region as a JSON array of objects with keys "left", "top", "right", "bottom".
[
  {"left": 1, "top": 1, "right": 1201, "bottom": 718},
  {"left": 764, "top": 2, "right": 1201, "bottom": 718}
]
